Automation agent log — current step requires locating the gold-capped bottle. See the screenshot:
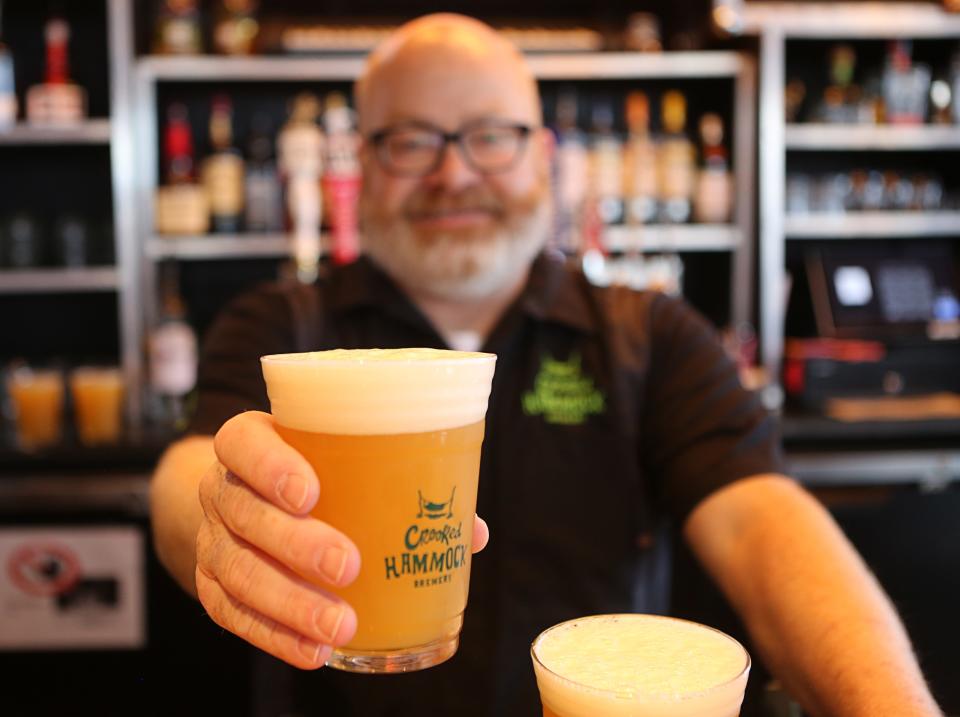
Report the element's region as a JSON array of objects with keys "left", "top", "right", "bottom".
[{"left": 656, "top": 90, "right": 695, "bottom": 224}]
